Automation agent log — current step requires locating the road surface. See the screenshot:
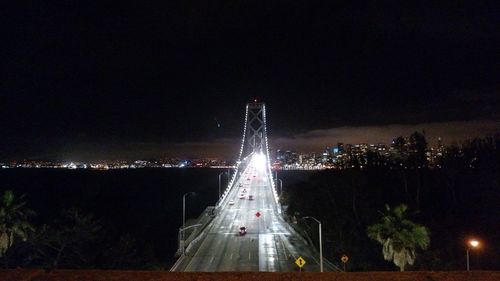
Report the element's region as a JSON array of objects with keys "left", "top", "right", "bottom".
[{"left": 179, "top": 154, "right": 326, "bottom": 272}]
